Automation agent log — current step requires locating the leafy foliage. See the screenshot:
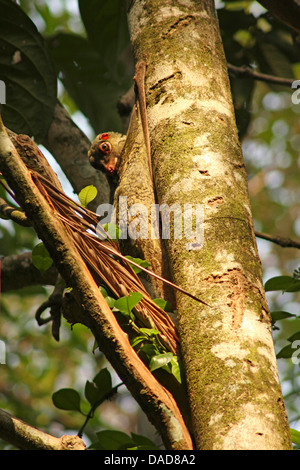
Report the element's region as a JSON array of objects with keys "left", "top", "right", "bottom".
[
  {"left": 219, "top": 2, "right": 298, "bottom": 138},
  {"left": 264, "top": 272, "right": 300, "bottom": 365},
  {"left": 46, "top": 0, "right": 133, "bottom": 133},
  {"left": 100, "top": 286, "right": 182, "bottom": 383},
  {"left": 0, "top": 0, "right": 57, "bottom": 141},
  {"left": 52, "top": 368, "right": 159, "bottom": 449}
]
